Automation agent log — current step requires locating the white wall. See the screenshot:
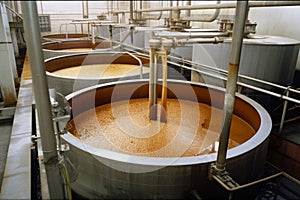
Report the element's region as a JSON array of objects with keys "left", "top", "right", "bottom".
[
  {"left": 36, "top": 1, "right": 107, "bottom": 34},
  {"left": 249, "top": 6, "right": 300, "bottom": 70}
]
